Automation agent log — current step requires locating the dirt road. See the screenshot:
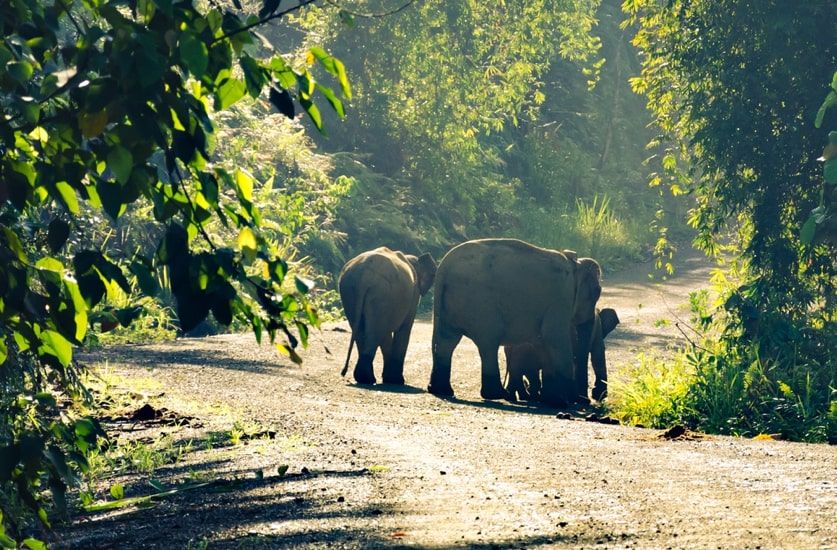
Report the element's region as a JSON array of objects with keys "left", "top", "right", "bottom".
[{"left": 61, "top": 248, "right": 837, "bottom": 549}]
